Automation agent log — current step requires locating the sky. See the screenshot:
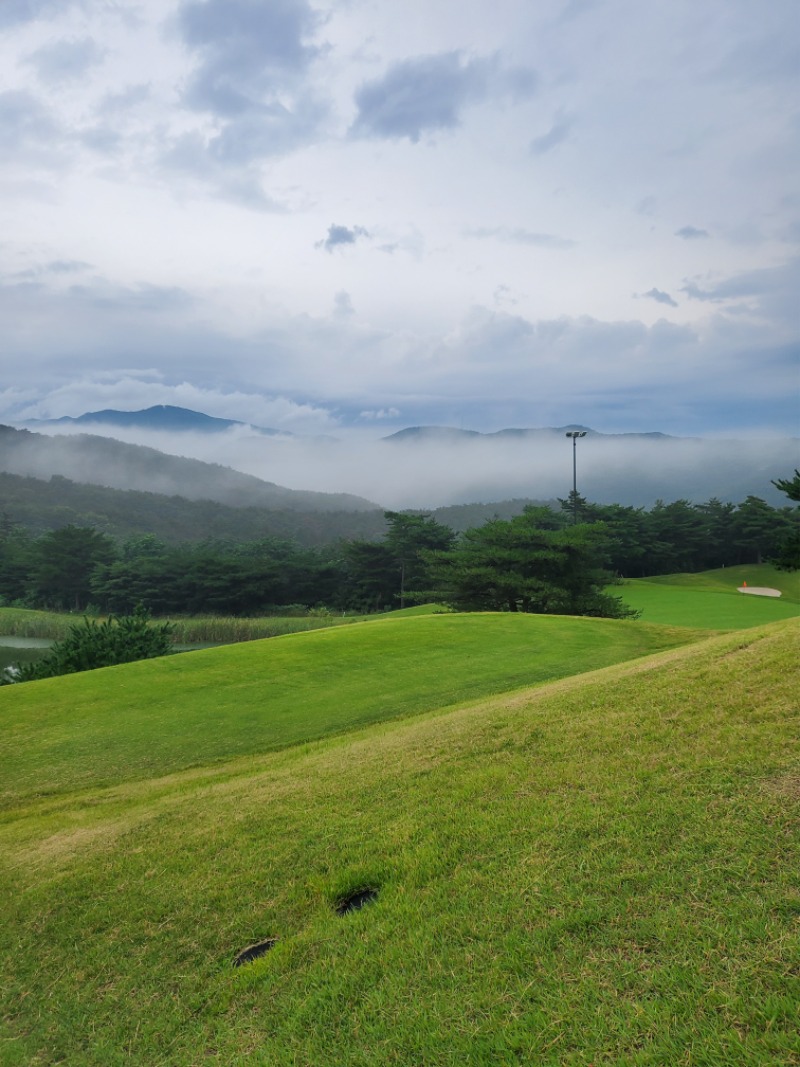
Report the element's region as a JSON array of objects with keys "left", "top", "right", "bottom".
[{"left": 1, "top": 0, "right": 799, "bottom": 440}]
